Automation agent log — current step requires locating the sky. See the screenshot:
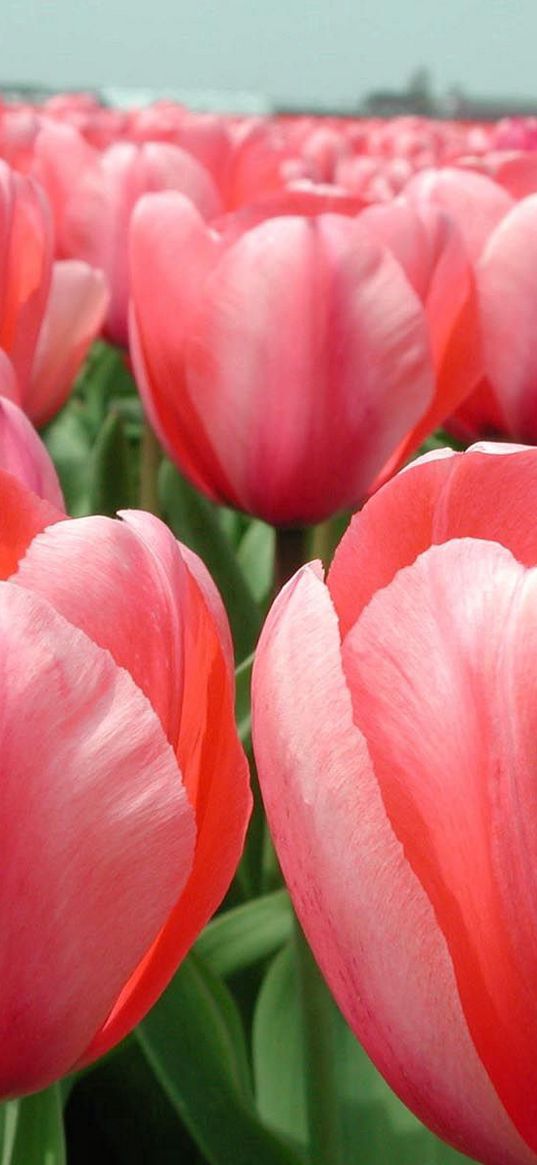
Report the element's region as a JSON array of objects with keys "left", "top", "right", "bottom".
[{"left": 3, "top": 0, "right": 537, "bottom": 110}]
